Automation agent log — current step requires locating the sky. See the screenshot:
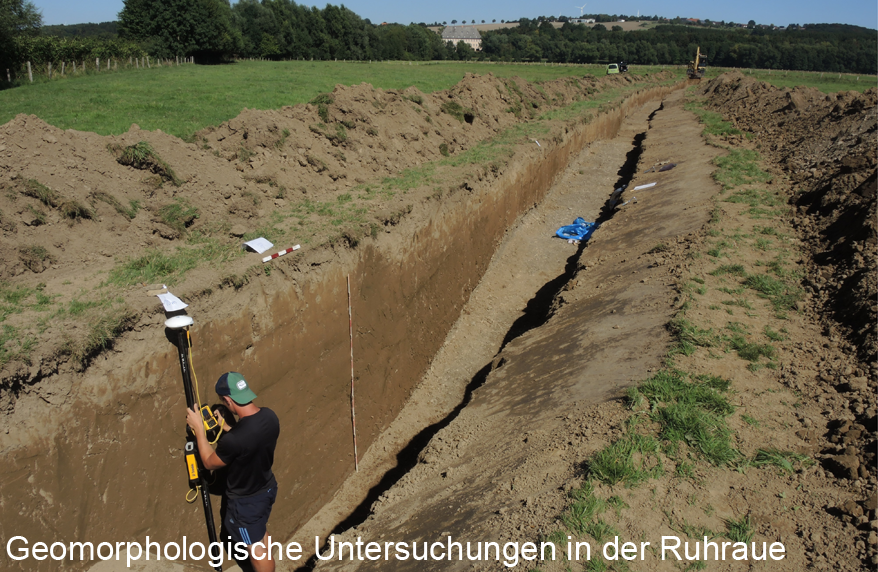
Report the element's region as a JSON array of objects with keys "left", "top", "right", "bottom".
[{"left": 33, "top": 0, "right": 878, "bottom": 30}]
